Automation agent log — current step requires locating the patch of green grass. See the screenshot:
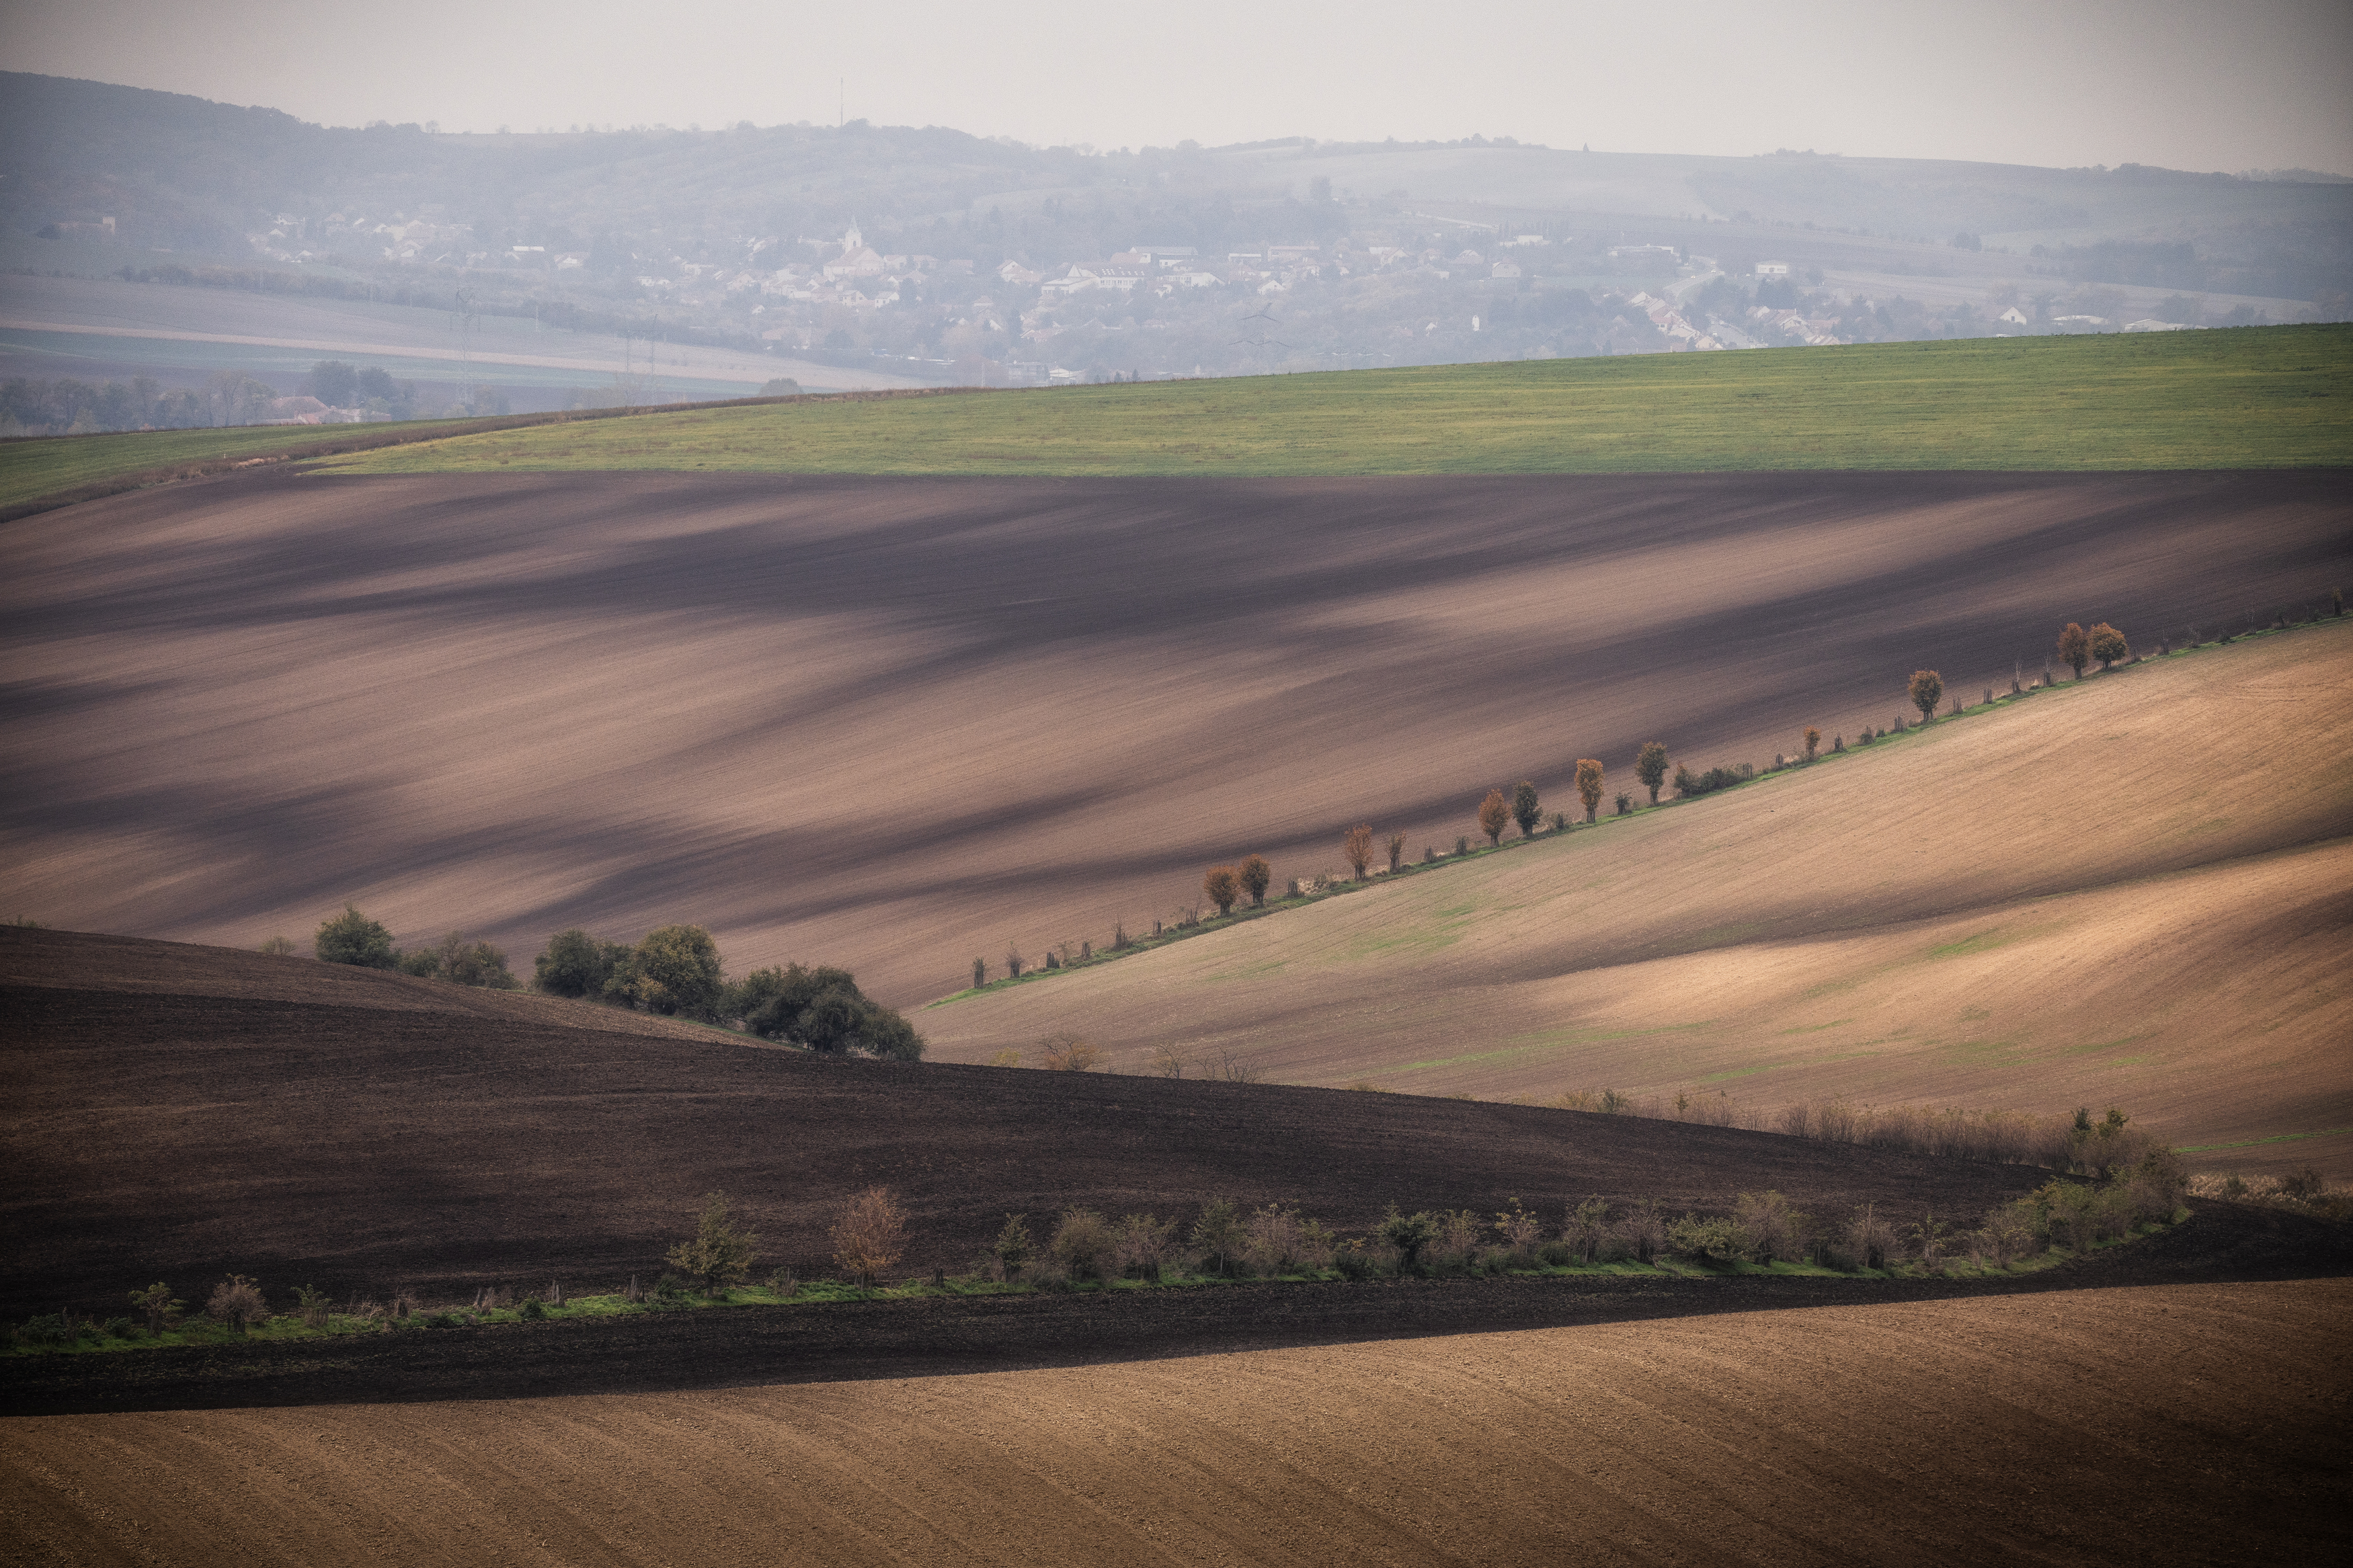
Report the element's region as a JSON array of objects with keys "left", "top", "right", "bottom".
[
  {"left": 307, "top": 327, "right": 2353, "bottom": 479},
  {"left": 1929, "top": 927, "right": 2022, "bottom": 960}
]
